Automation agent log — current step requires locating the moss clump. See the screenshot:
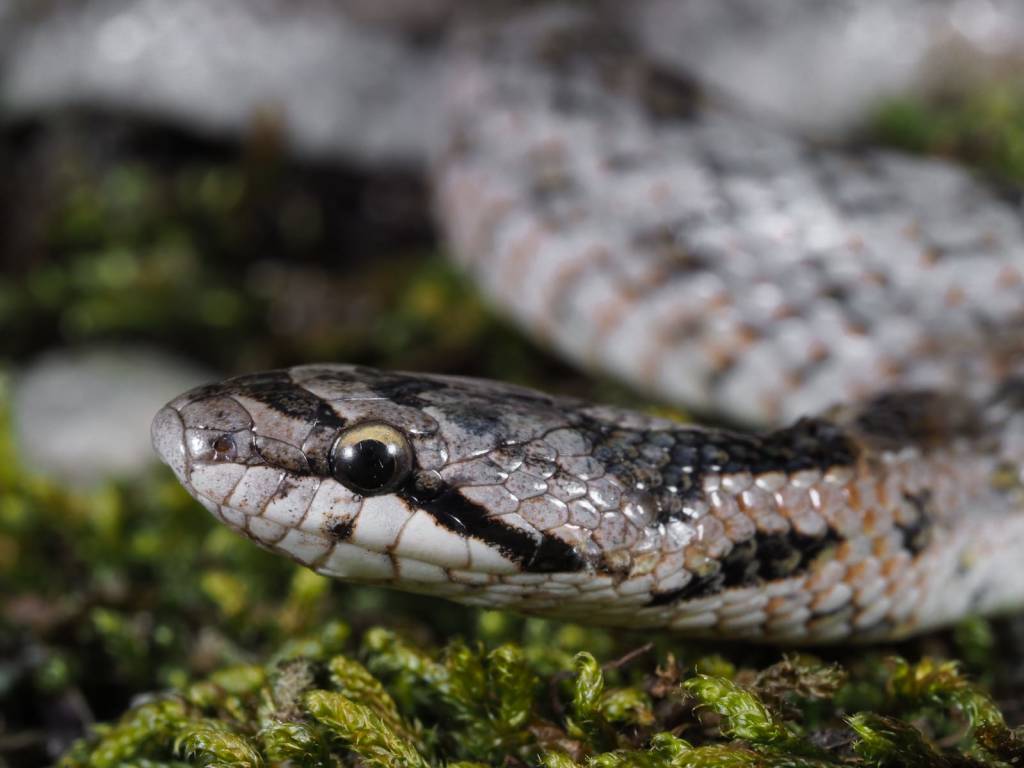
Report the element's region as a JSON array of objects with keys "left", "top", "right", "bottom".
[
  {"left": 871, "top": 83, "right": 1024, "bottom": 184},
  {"left": 58, "top": 625, "right": 1024, "bottom": 767}
]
